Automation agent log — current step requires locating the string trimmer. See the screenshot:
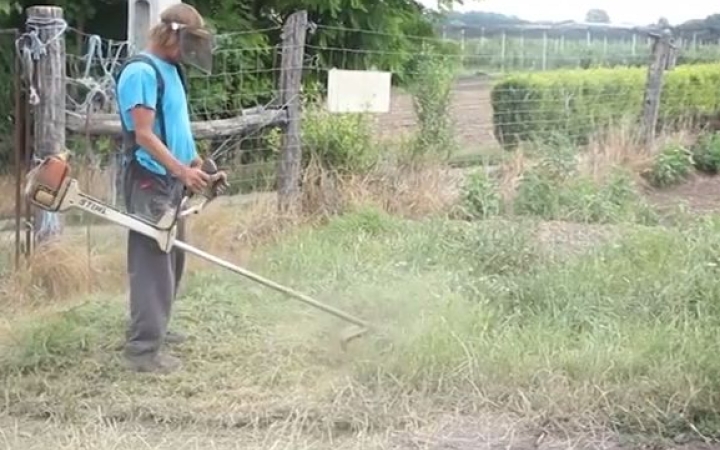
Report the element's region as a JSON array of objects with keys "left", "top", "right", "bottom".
[{"left": 24, "top": 155, "right": 371, "bottom": 347}]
